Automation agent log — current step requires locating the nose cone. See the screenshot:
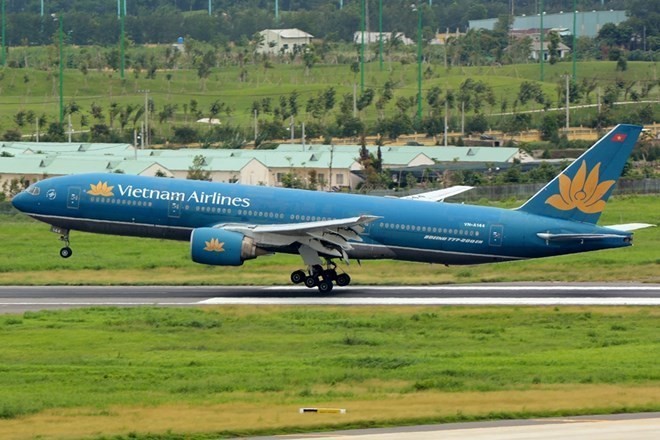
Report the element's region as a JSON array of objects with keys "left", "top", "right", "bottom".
[{"left": 11, "top": 191, "right": 30, "bottom": 213}]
